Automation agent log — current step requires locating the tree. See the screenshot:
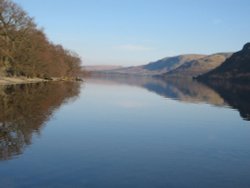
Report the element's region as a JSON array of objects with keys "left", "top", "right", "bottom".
[
  {"left": 0, "top": 0, "right": 83, "bottom": 78},
  {"left": 0, "top": 0, "right": 36, "bottom": 75}
]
